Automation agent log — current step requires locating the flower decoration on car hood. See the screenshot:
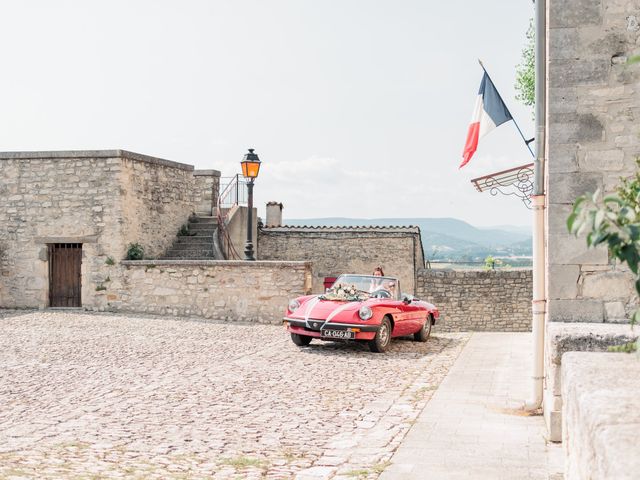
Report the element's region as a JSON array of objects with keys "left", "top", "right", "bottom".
[{"left": 319, "top": 283, "right": 370, "bottom": 302}]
